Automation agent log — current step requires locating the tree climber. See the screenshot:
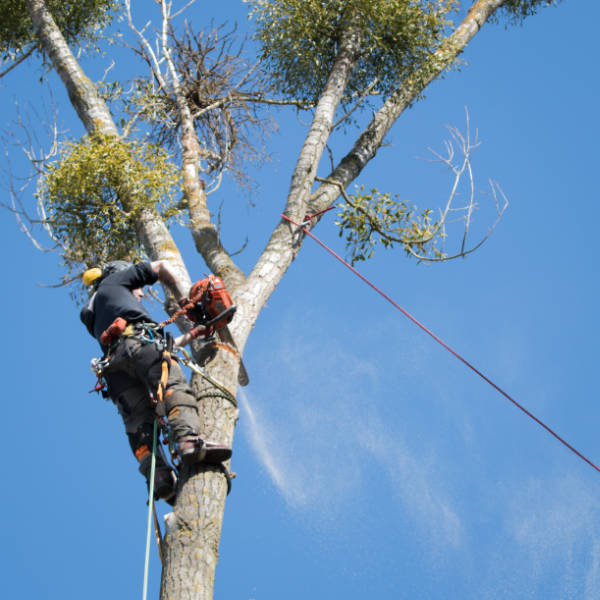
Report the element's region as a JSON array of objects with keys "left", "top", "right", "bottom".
[{"left": 80, "top": 260, "right": 232, "bottom": 504}]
